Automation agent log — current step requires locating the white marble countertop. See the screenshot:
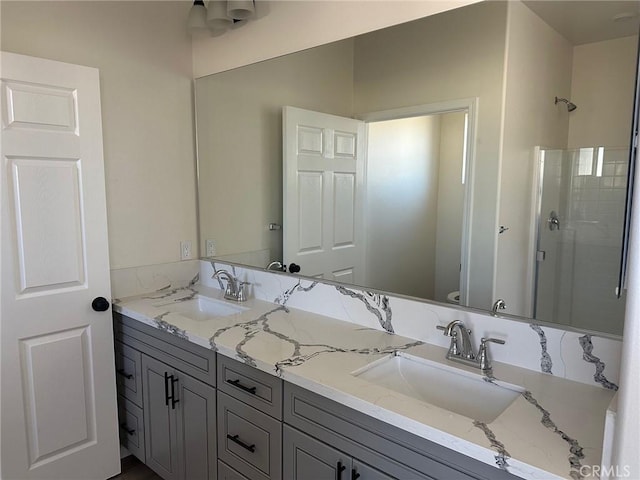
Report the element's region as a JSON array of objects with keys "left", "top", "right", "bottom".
[{"left": 113, "top": 286, "right": 615, "bottom": 480}]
